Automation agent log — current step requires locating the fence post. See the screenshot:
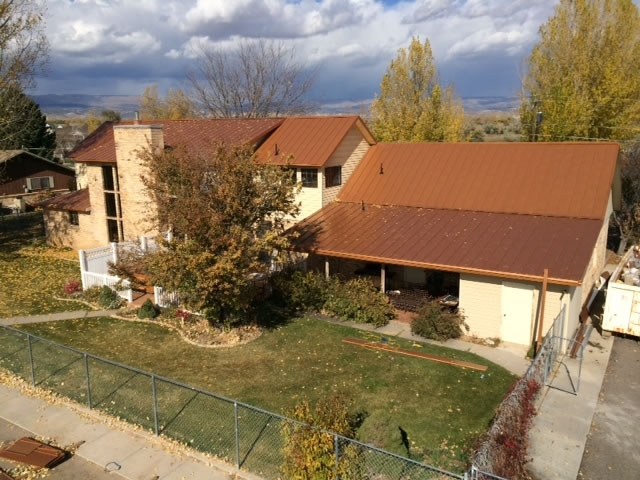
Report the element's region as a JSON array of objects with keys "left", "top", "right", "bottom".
[
  {"left": 151, "top": 374, "right": 159, "bottom": 435},
  {"left": 79, "top": 250, "right": 87, "bottom": 290},
  {"left": 140, "top": 235, "right": 147, "bottom": 252},
  {"left": 26, "top": 334, "right": 35, "bottom": 387},
  {"left": 334, "top": 434, "right": 340, "bottom": 477},
  {"left": 84, "top": 353, "right": 92, "bottom": 409},
  {"left": 234, "top": 402, "right": 240, "bottom": 469},
  {"left": 111, "top": 242, "right": 118, "bottom": 265}
]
